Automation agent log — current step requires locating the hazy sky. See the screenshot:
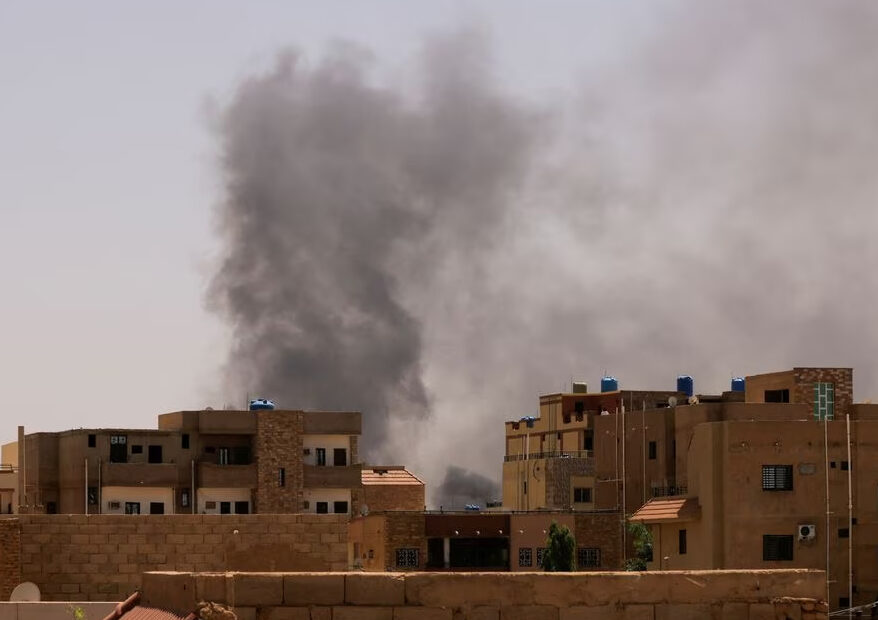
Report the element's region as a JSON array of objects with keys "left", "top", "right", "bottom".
[{"left": 0, "top": 1, "right": 644, "bottom": 446}]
